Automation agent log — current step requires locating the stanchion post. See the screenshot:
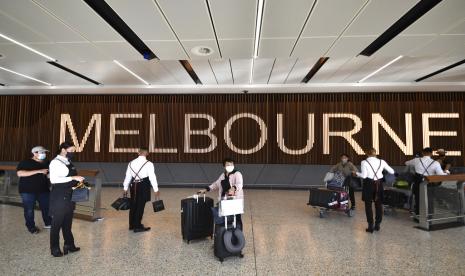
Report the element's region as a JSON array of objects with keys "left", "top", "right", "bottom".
[{"left": 419, "top": 180, "right": 429, "bottom": 230}]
